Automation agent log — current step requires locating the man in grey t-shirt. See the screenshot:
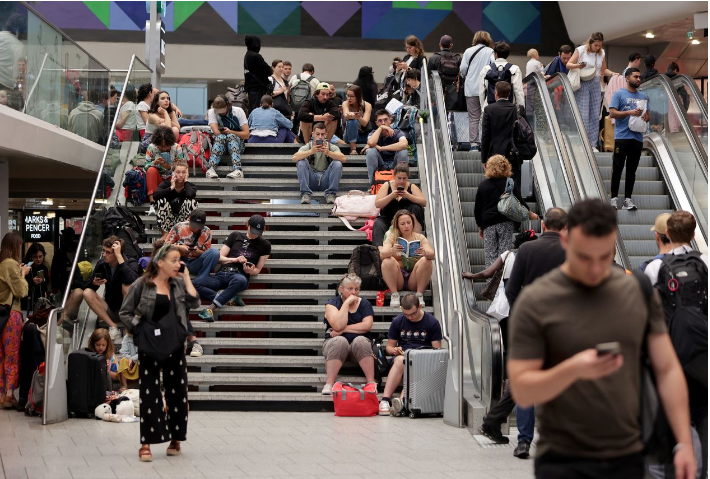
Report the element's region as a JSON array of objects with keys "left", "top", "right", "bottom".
[{"left": 292, "top": 122, "right": 347, "bottom": 205}]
